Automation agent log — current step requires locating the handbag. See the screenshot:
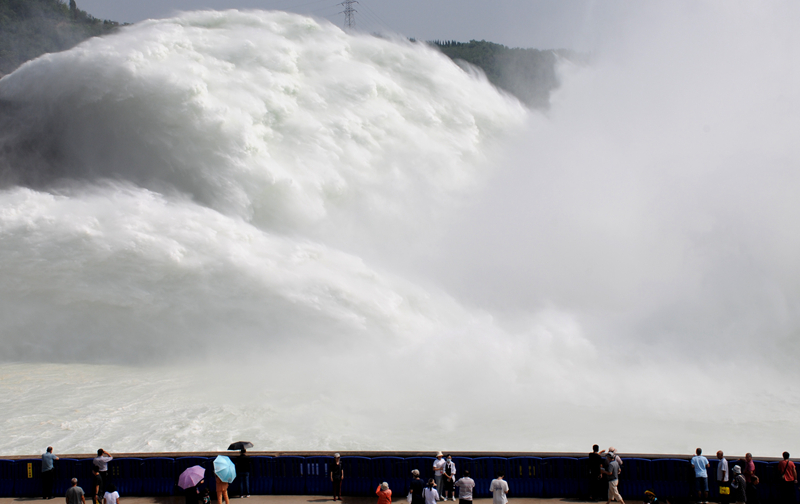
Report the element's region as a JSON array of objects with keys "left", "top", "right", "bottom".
[
  {"left": 406, "top": 492, "right": 412, "bottom": 503},
  {"left": 720, "top": 486, "right": 730, "bottom": 495}
]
